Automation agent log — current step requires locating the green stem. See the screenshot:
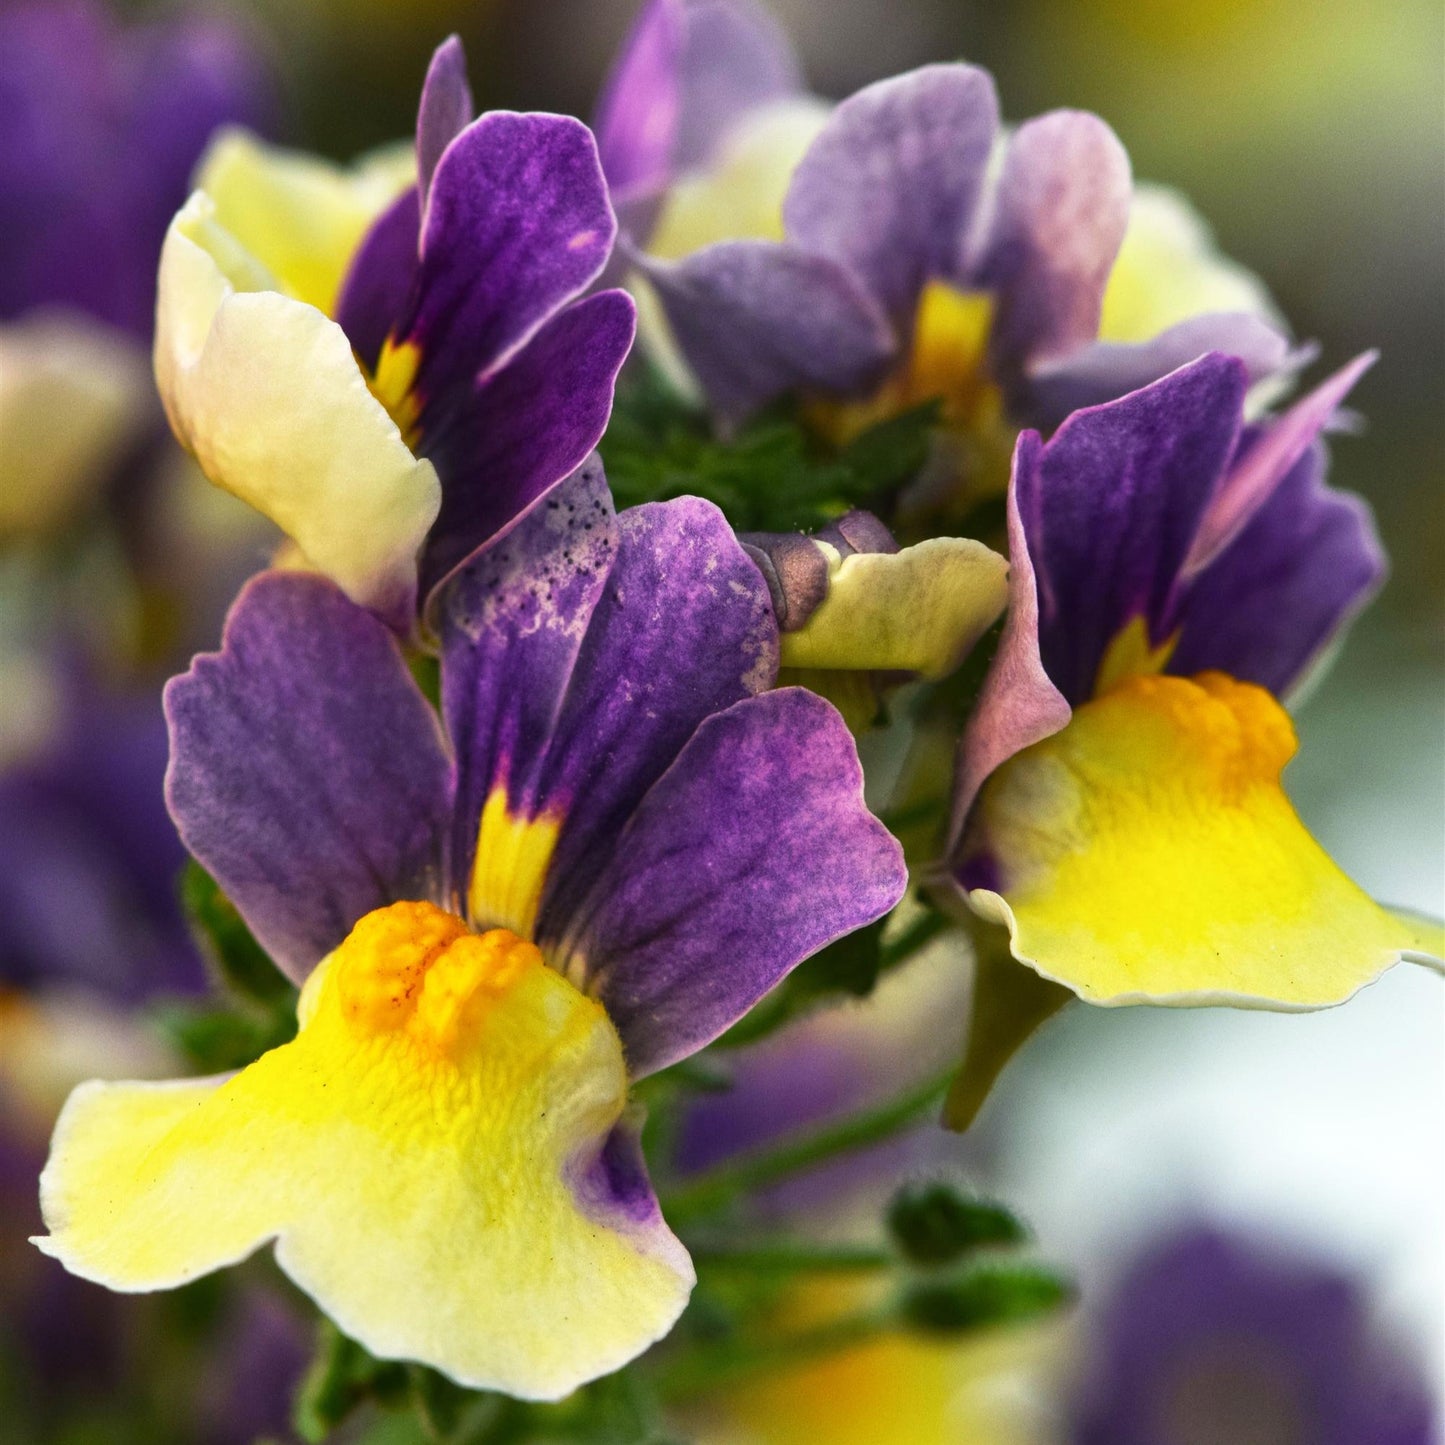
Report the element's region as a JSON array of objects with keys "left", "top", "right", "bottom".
[
  {"left": 878, "top": 908, "right": 949, "bottom": 969},
  {"left": 661, "top": 1066, "right": 954, "bottom": 1224},
  {"left": 688, "top": 1240, "right": 894, "bottom": 1274}
]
